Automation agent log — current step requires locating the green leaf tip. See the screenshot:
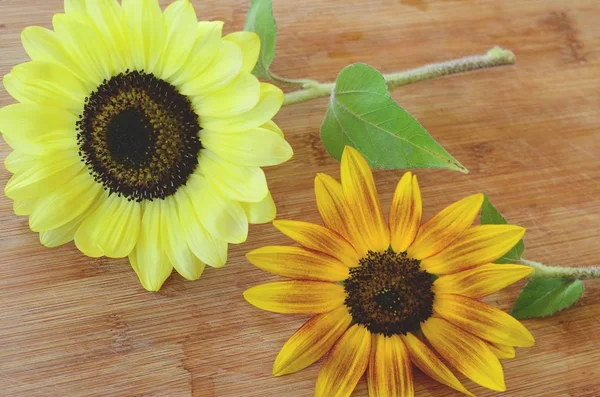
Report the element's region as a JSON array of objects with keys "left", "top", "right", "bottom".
[
  {"left": 244, "top": 0, "right": 277, "bottom": 79},
  {"left": 511, "top": 278, "right": 584, "bottom": 319},
  {"left": 480, "top": 193, "right": 525, "bottom": 263}
]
